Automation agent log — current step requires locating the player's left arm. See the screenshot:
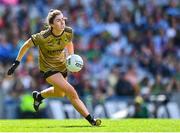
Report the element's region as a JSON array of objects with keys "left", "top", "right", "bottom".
[{"left": 66, "top": 41, "right": 74, "bottom": 55}]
